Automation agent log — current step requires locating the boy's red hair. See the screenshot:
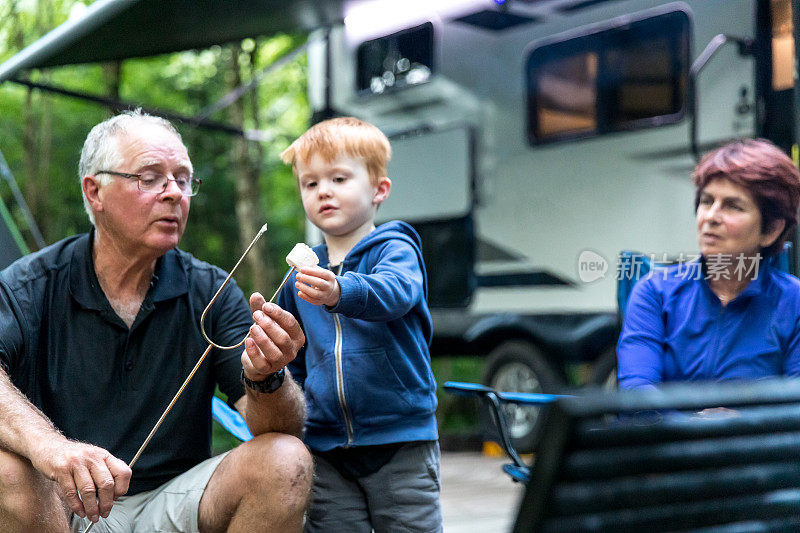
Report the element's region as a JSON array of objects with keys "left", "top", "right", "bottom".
[{"left": 281, "top": 117, "right": 391, "bottom": 185}]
